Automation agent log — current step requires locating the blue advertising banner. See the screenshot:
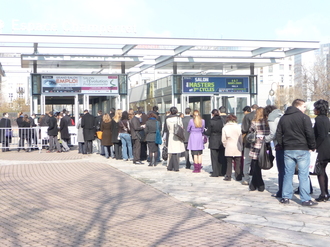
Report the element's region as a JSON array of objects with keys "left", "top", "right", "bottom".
[{"left": 182, "top": 76, "right": 249, "bottom": 94}]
